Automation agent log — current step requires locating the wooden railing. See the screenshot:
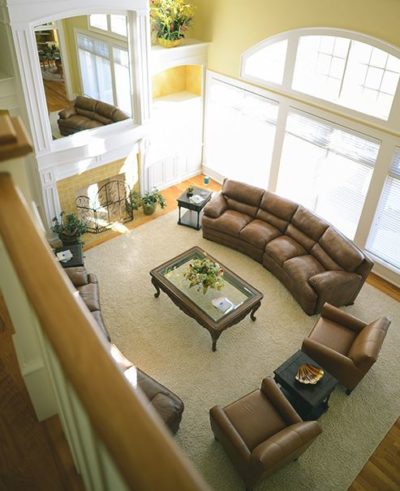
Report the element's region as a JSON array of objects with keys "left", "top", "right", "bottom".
[{"left": 0, "top": 115, "right": 209, "bottom": 490}]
